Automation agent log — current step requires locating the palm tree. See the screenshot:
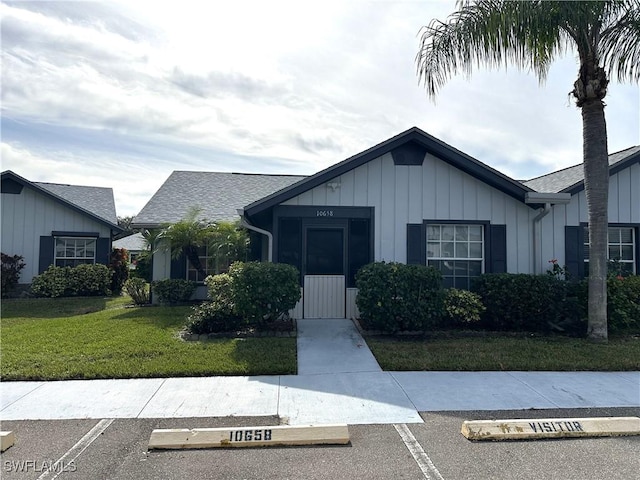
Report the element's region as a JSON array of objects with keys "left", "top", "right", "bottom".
[
  {"left": 207, "top": 220, "right": 249, "bottom": 274},
  {"left": 417, "top": 0, "right": 640, "bottom": 341},
  {"left": 159, "top": 207, "right": 214, "bottom": 280}
]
